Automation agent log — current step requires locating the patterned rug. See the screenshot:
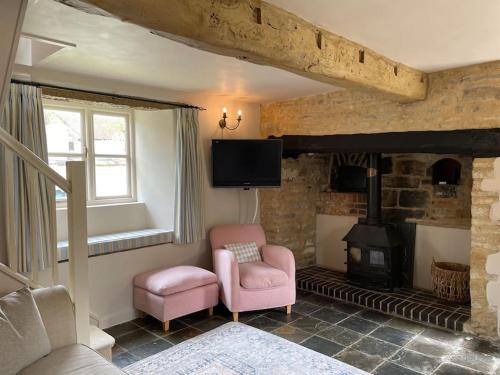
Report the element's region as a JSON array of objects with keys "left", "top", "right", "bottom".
[{"left": 124, "top": 322, "right": 368, "bottom": 374}]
